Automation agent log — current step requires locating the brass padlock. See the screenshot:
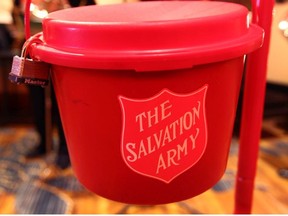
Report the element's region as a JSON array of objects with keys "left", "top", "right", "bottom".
[{"left": 9, "top": 35, "right": 50, "bottom": 87}]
